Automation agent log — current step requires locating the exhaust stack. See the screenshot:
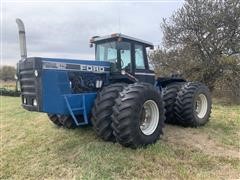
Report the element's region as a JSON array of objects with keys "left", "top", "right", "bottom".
[{"left": 16, "top": 18, "right": 27, "bottom": 60}]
